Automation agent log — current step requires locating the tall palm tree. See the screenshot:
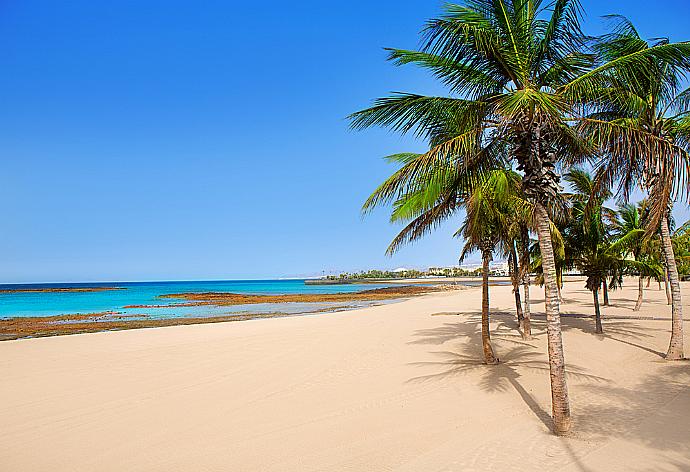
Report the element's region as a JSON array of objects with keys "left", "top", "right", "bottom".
[
  {"left": 350, "top": 1, "right": 690, "bottom": 432},
  {"left": 582, "top": 17, "right": 690, "bottom": 359}
]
